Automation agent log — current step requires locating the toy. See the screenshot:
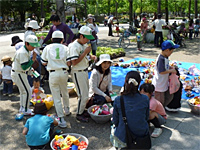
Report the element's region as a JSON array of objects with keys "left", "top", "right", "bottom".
[
  {"left": 113, "top": 63, "right": 119, "bottom": 67},
  {"left": 15, "top": 113, "right": 24, "bottom": 120},
  {"left": 119, "top": 58, "right": 124, "bottom": 62}
]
